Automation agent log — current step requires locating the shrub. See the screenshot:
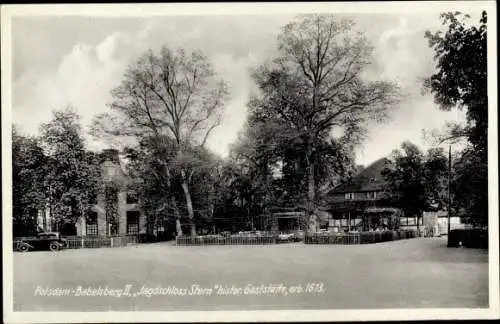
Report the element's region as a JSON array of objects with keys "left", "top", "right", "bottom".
[
  {"left": 448, "top": 229, "right": 488, "bottom": 249},
  {"left": 306, "top": 230, "right": 416, "bottom": 245}
]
